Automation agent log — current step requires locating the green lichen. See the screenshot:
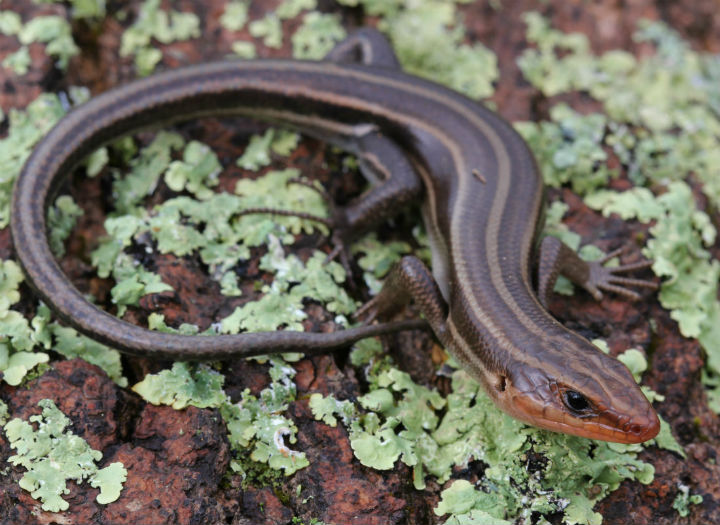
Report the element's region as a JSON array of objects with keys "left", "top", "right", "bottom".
[
  {"left": 277, "top": 0, "right": 317, "bottom": 20},
  {"left": 221, "top": 236, "right": 354, "bottom": 333},
  {"left": 225, "top": 355, "right": 309, "bottom": 476},
  {"left": 291, "top": 12, "right": 346, "bottom": 59},
  {"left": 50, "top": 324, "right": 128, "bottom": 387},
  {"left": 90, "top": 461, "right": 127, "bottom": 504},
  {"left": 106, "top": 251, "right": 174, "bottom": 317},
  {"left": 0, "top": 10, "right": 22, "bottom": 35},
  {"left": 109, "top": 130, "right": 184, "bottom": 214},
  {"left": 0, "top": 259, "right": 23, "bottom": 314},
  {"left": 246, "top": 0, "right": 326, "bottom": 52},
  {"left": 249, "top": 15, "right": 282, "bottom": 49},
  {"left": 519, "top": 14, "right": 720, "bottom": 209},
  {"left": 2, "top": 46, "right": 30, "bottom": 74},
  {"left": 435, "top": 481, "right": 512, "bottom": 525},
  {"left": 47, "top": 195, "right": 83, "bottom": 258},
  {"left": 0, "top": 349, "right": 49, "bottom": 388},
  {"left": 352, "top": 234, "right": 412, "bottom": 294},
  {"left": 220, "top": 1, "right": 248, "bottom": 32},
  {"left": 337, "top": 0, "right": 498, "bottom": 99},
  {"left": 0, "top": 260, "right": 50, "bottom": 386},
  {"left": 233, "top": 167, "right": 329, "bottom": 242},
  {"left": 91, "top": 129, "right": 337, "bottom": 312},
  {"left": 219, "top": 0, "right": 254, "bottom": 57},
  {"left": 34, "top": 0, "right": 106, "bottom": 19},
  {"left": 515, "top": 105, "right": 615, "bottom": 195},
  {"left": 231, "top": 40, "right": 256, "bottom": 59},
  {"left": 0, "top": 93, "right": 66, "bottom": 228},
  {"left": 164, "top": 140, "right": 222, "bottom": 200},
  {"left": 236, "top": 129, "right": 300, "bottom": 171},
  {"left": 517, "top": 11, "right": 600, "bottom": 97},
  {"left": 3, "top": 399, "right": 126, "bottom": 512},
  {"left": 309, "top": 392, "right": 355, "bottom": 427},
  {"left": 120, "top": 0, "right": 200, "bottom": 76},
  {"left": 132, "top": 362, "right": 226, "bottom": 409},
  {"left": 147, "top": 313, "right": 201, "bottom": 335},
  {"left": 88, "top": 119, "right": 351, "bottom": 326},
  {"left": 0, "top": 13, "right": 79, "bottom": 71},
  {"left": 0, "top": 400, "right": 8, "bottom": 426},
  {"left": 672, "top": 483, "right": 703, "bottom": 518}
]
